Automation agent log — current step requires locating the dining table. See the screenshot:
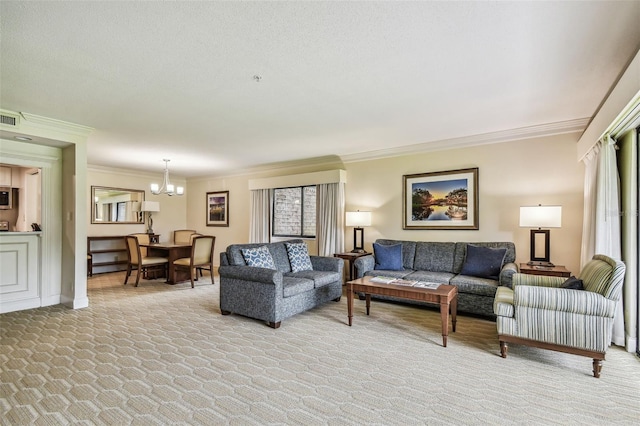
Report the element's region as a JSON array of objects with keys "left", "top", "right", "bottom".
[{"left": 141, "top": 242, "right": 192, "bottom": 284}]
